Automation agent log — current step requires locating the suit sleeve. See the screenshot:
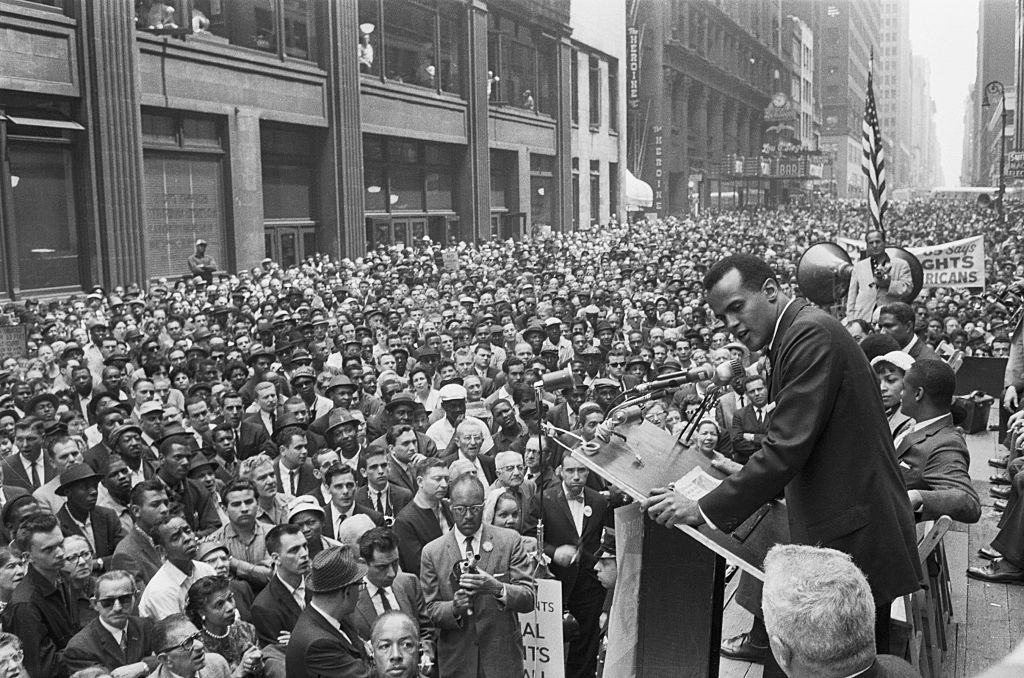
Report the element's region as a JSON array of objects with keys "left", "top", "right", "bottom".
[
  {"left": 419, "top": 545, "right": 461, "bottom": 630},
  {"left": 304, "top": 638, "right": 370, "bottom": 678},
  {"left": 1006, "top": 330, "right": 1024, "bottom": 392},
  {"left": 499, "top": 535, "right": 536, "bottom": 614},
  {"left": 917, "top": 444, "right": 981, "bottom": 523},
  {"left": 196, "top": 488, "right": 223, "bottom": 537},
  {"left": 846, "top": 264, "right": 860, "bottom": 317},
  {"left": 889, "top": 257, "right": 912, "bottom": 298},
  {"left": 699, "top": 322, "right": 837, "bottom": 533},
  {"left": 100, "top": 511, "right": 127, "bottom": 568},
  {"left": 256, "top": 427, "right": 277, "bottom": 458},
  {"left": 393, "top": 518, "right": 423, "bottom": 576},
  {"left": 251, "top": 599, "right": 285, "bottom": 646}
]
